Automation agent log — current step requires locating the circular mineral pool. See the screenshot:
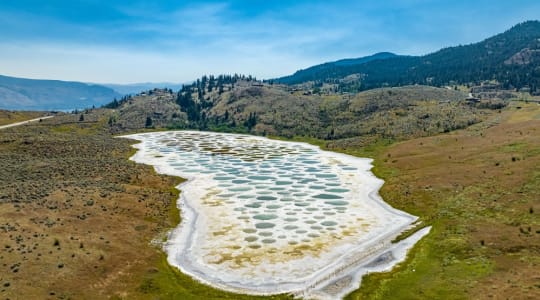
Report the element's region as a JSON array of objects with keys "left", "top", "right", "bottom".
[
  {"left": 253, "top": 214, "right": 278, "bottom": 220},
  {"left": 245, "top": 236, "right": 258, "bottom": 242},
  {"left": 321, "top": 221, "right": 338, "bottom": 226},
  {"left": 284, "top": 225, "right": 298, "bottom": 230},
  {"left": 313, "top": 194, "right": 343, "bottom": 200},
  {"left": 255, "top": 222, "right": 276, "bottom": 229}
]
